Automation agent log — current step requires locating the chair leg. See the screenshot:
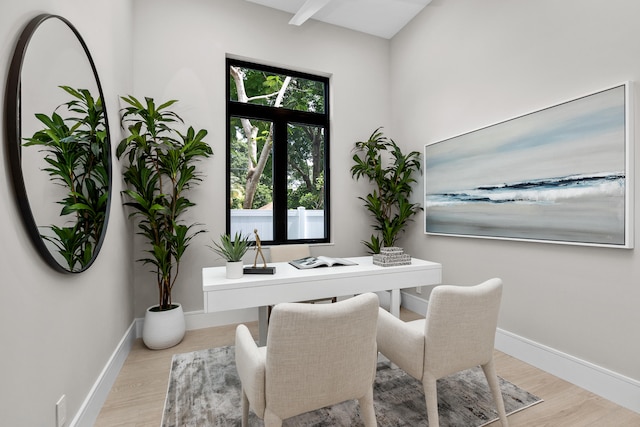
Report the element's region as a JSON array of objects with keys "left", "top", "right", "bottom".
[
  {"left": 358, "top": 387, "right": 377, "bottom": 427},
  {"left": 422, "top": 373, "right": 440, "bottom": 427},
  {"left": 241, "top": 388, "right": 249, "bottom": 427},
  {"left": 482, "top": 359, "right": 509, "bottom": 427}
]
